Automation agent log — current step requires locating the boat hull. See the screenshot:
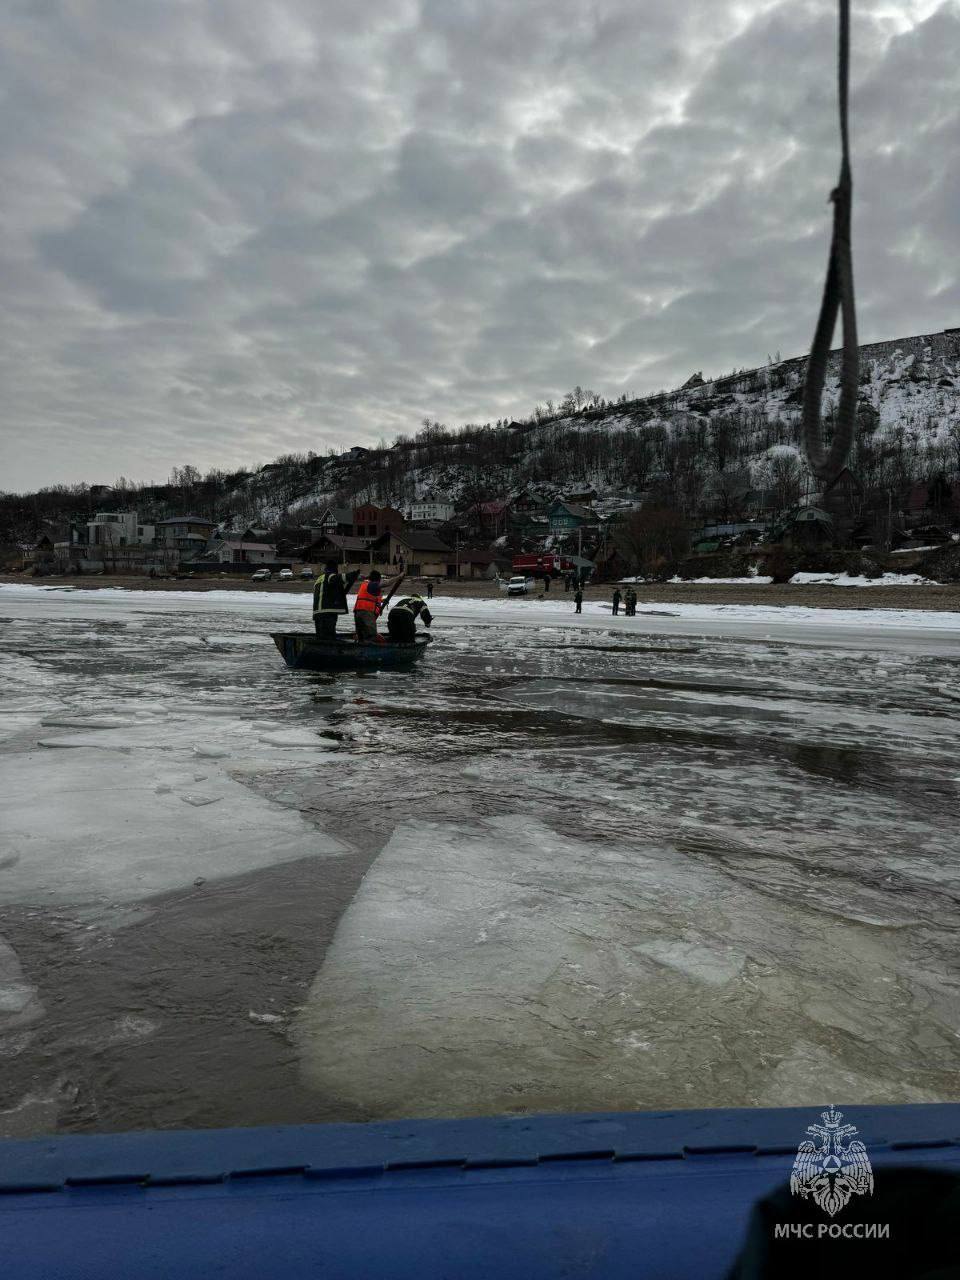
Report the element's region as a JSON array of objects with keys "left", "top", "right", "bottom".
[
  {"left": 271, "top": 631, "right": 430, "bottom": 672},
  {"left": 2, "top": 1105, "right": 958, "bottom": 1277}
]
